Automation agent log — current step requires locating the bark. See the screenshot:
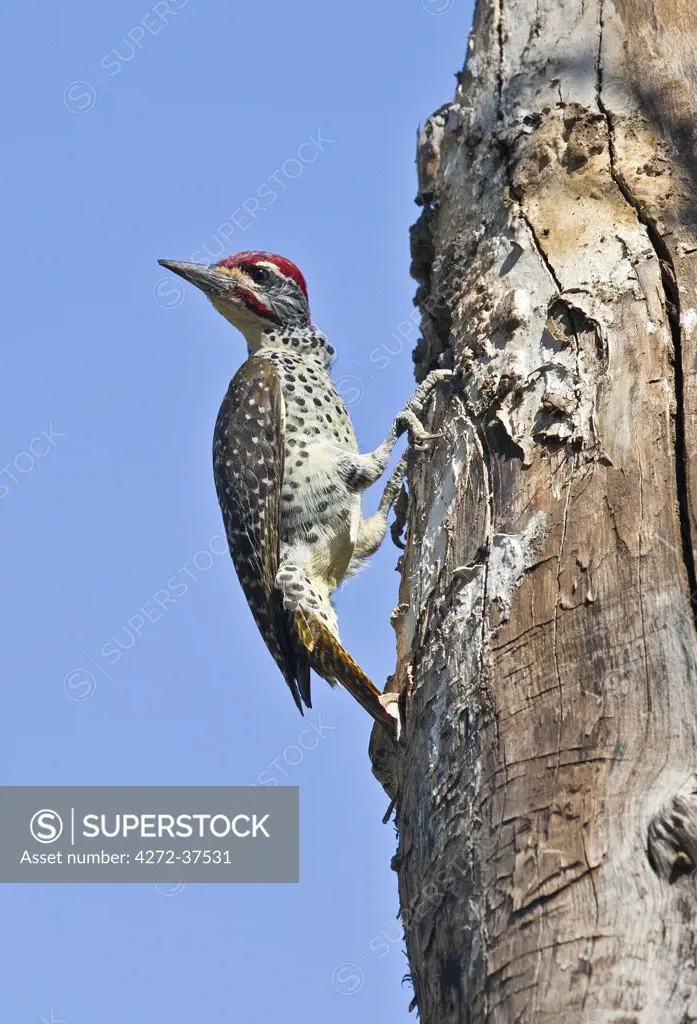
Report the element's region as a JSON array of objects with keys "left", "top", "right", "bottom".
[{"left": 370, "top": 1, "right": 697, "bottom": 1020}]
